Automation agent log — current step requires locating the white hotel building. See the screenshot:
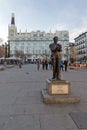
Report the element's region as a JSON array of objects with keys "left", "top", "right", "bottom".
[{"left": 8, "top": 13, "right": 69, "bottom": 60}]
